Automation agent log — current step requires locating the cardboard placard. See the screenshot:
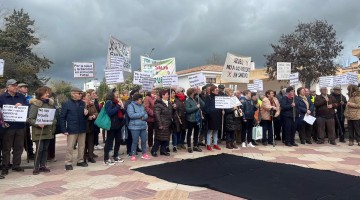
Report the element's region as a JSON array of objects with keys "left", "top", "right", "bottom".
[
  {"left": 319, "top": 76, "right": 334, "bottom": 88},
  {"left": 162, "top": 75, "right": 178, "bottom": 87},
  {"left": 141, "top": 77, "right": 156, "bottom": 92},
  {"left": 277, "top": 62, "right": 291, "bottom": 80},
  {"left": 188, "top": 73, "right": 206, "bottom": 87},
  {"left": 73, "top": 62, "right": 94, "bottom": 78},
  {"left": 289, "top": 72, "right": 299, "bottom": 86},
  {"left": 2, "top": 105, "right": 28, "bottom": 122},
  {"left": 215, "top": 96, "right": 232, "bottom": 109},
  {"left": 133, "top": 71, "right": 152, "bottom": 85},
  {"left": 221, "top": 53, "right": 251, "bottom": 83},
  {"left": 35, "top": 108, "right": 56, "bottom": 125},
  {"left": 253, "top": 79, "right": 263, "bottom": 91}
]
